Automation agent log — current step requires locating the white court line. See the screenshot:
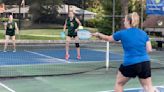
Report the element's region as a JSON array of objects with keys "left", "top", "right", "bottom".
[
  {"left": 0, "top": 60, "right": 107, "bottom": 68},
  {"left": 98, "top": 87, "right": 143, "bottom": 92},
  {"left": 0, "top": 82, "right": 16, "bottom": 92},
  {"left": 22, "top": 34, "right": 60, "bottom": 37},
  {"left": 24, "top": 50, "right": 71, "bottom": 63},
  {"left": 24, "top": 50, "right": 161, "bottom": 65},
  {"left": 98, "top": 86, "right": 164, "bottom": 92}
]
